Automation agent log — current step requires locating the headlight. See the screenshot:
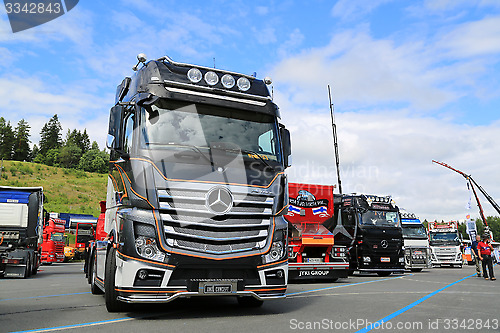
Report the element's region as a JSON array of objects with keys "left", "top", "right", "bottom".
[
  {"left": 237, "top": 77, "right": 251, "bottom": 91},
  {"left": 221, "top": 74, "right": 235, "bottom": 88},
  {"left": 262, "top": 229, "right": 286, "bottom": 264},
  {"left": 187, "top": 68, "right": 202, "bottom": 83},
  {"left": 363, "top": 256, "right": 371, "bottom": 262},
  {"left": 204, "top": 71, "right": 219, "bottom": 85},
  {"left": 135, "top": 236, "right": 165, "bottom": 262}
]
